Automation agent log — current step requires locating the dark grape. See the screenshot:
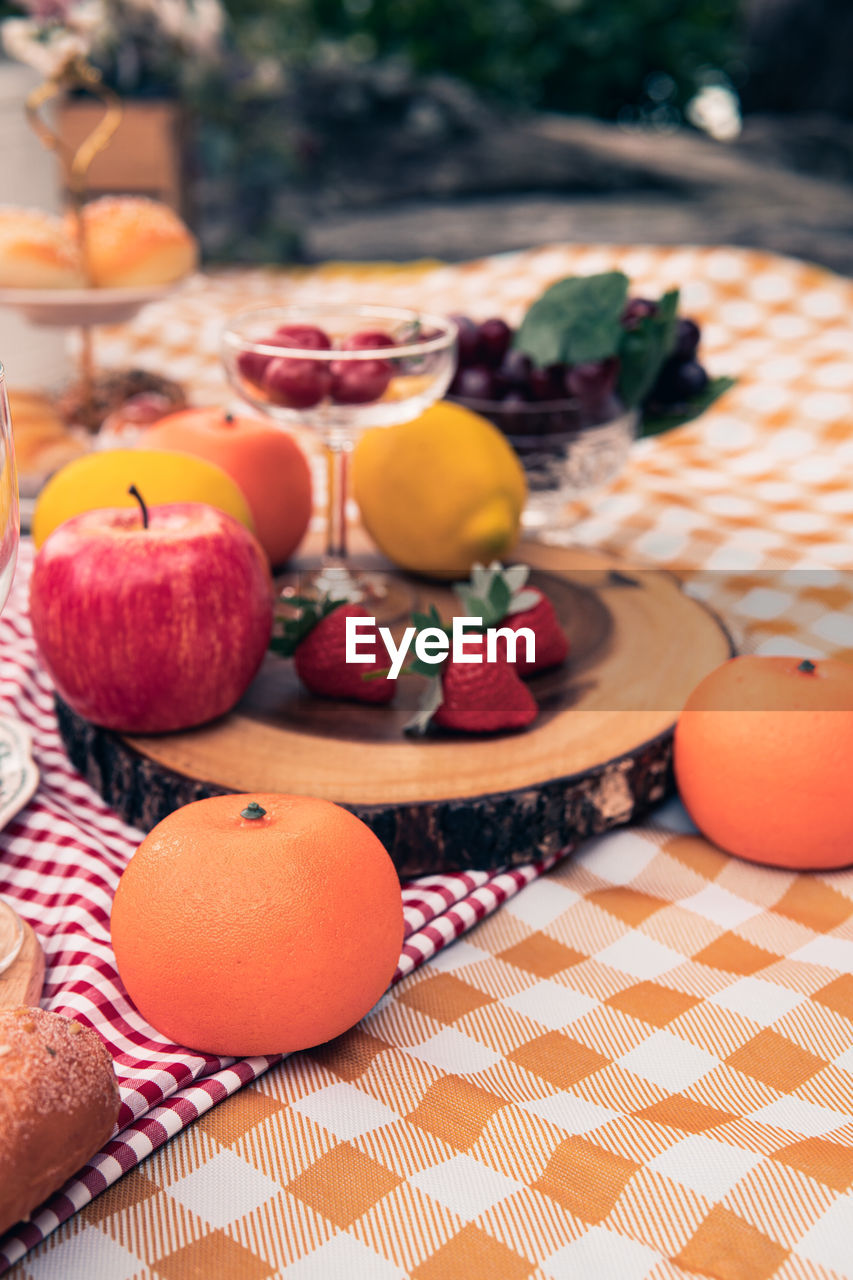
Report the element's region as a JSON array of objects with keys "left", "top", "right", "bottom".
[
  {"left": 330, "top": 358, "right": 392, "bottom": 404},
  {"left": 651, "top": 356, "right": 709, "bottom": 405},
  {"left": 622, "top": 298, "right": 658, "bottom": 328},
  {"left": 673, "top": 317, "right": 701, "bottom": 360},
  {"left": 580, "top": 393, "right": 624, "bottom": 428},
  {"left": 449, "top": 314, "right": 480, "bottom": 366},
  {"left": 477, "top": 318, "right": 513, "bottom": 367},
  {"left": 454, "top": 365, "right": 495, "bottom": 400},
  {"left": 499, "top": 390, "right": 531, "bottom": 408},
  {"left": 529, "top": 363, "right": 567, "bottom": 402},
  {"left": 495, "top": 349, "right": 532, "bottom": 394},
  {"left": 564, "top": 357, "right": 619, "bottom": 402}
]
